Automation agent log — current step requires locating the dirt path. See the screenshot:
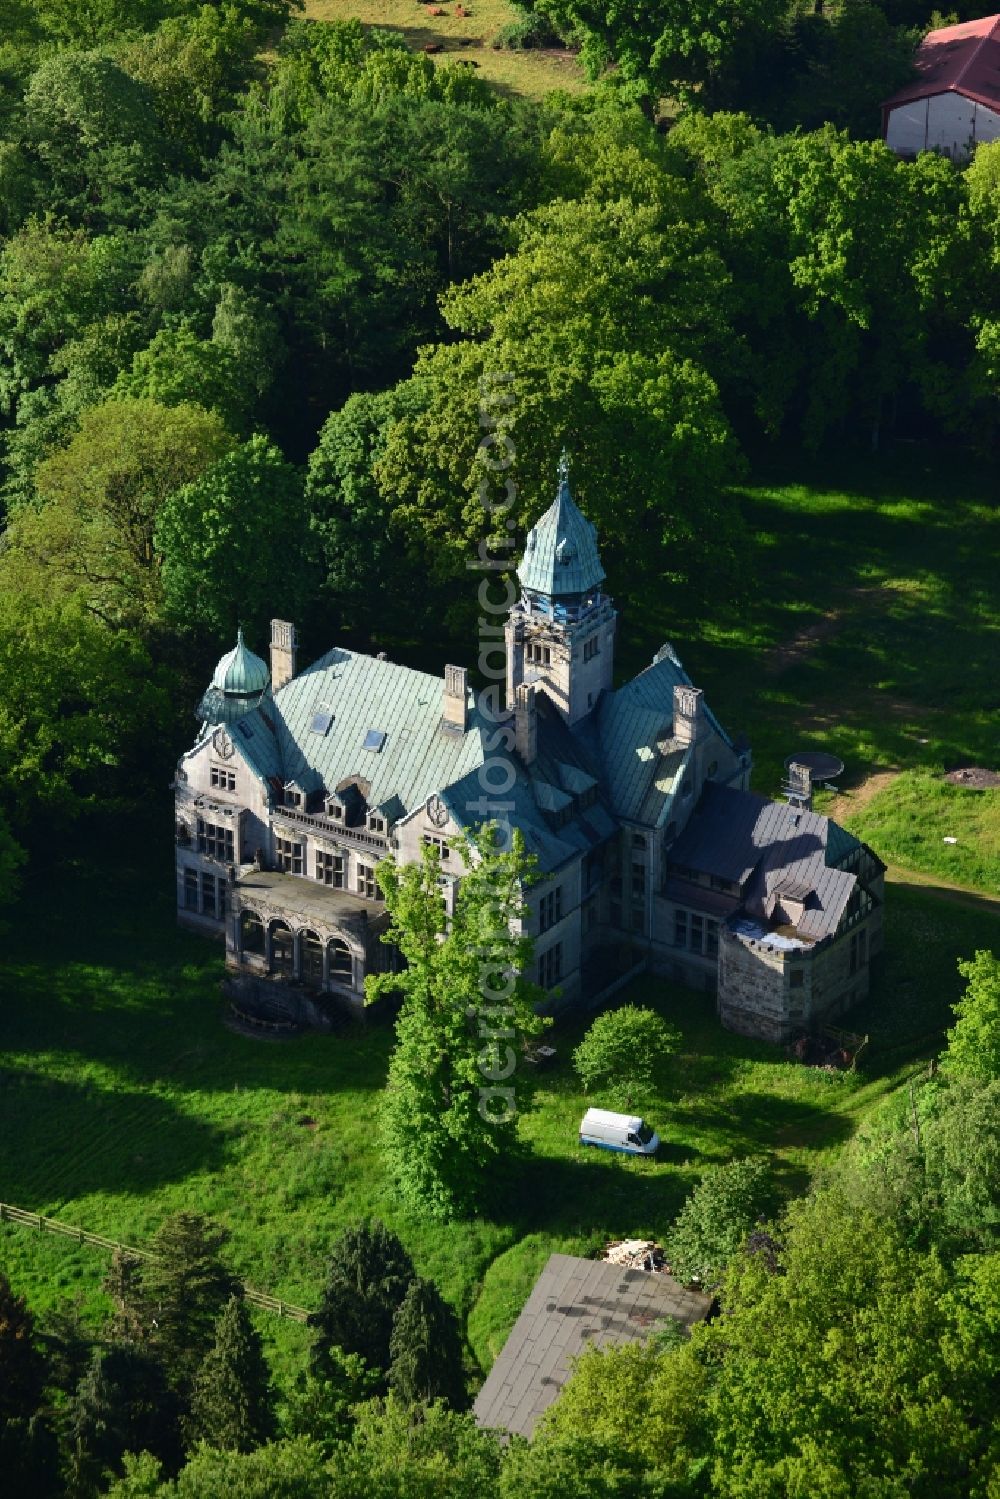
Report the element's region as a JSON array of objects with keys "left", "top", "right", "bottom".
[{"left": 824, "top": 769, "right": 900, "bottom": 826}]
